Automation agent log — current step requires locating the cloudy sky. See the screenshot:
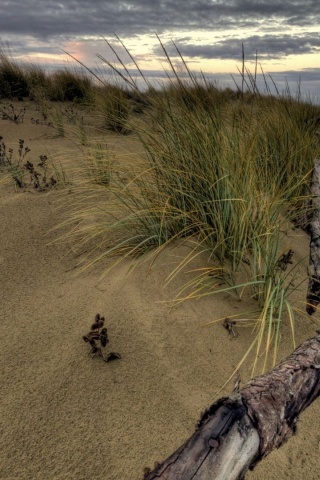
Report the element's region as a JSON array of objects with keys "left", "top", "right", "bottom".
[{"left": 2, "top": 0, "right": 320, "bottom": 97}]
